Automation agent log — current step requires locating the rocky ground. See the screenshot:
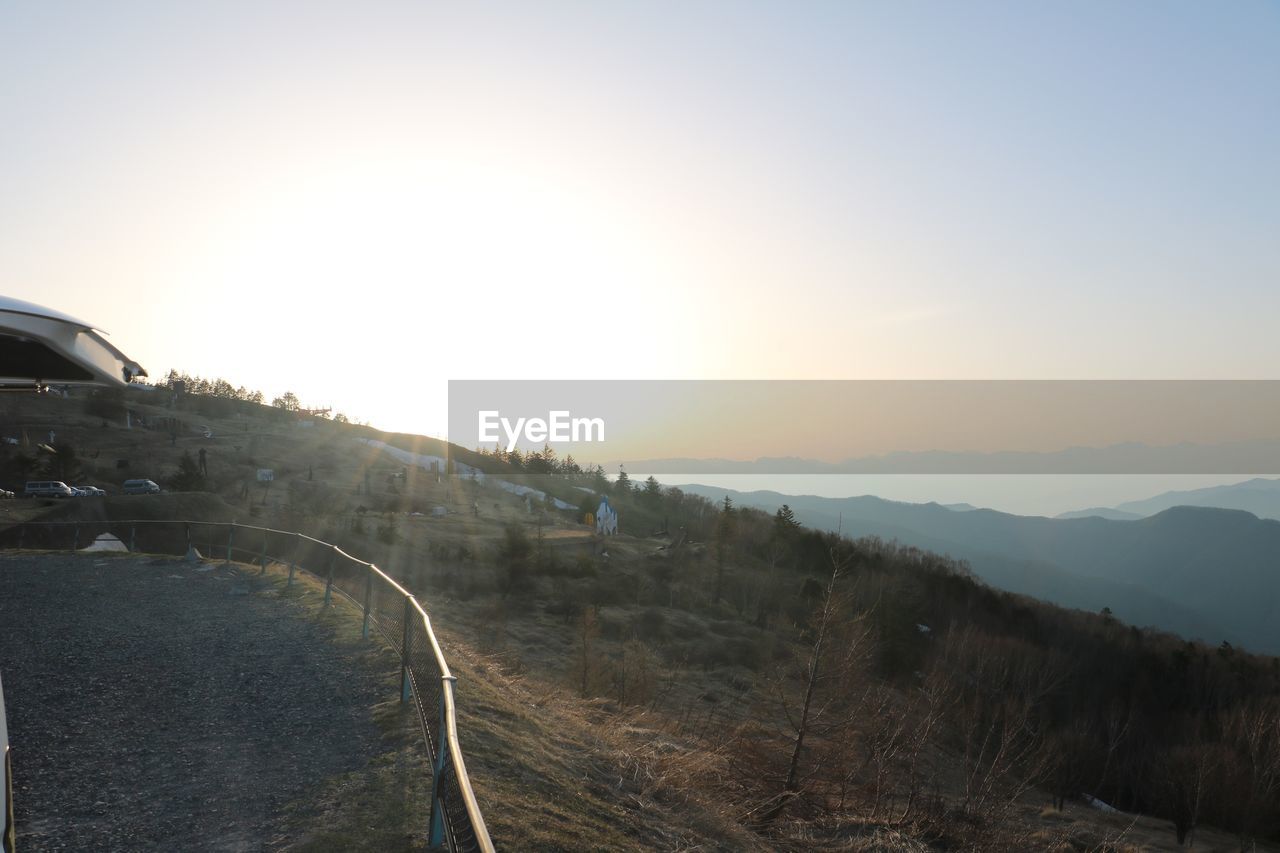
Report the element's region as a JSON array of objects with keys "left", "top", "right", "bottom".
[{"left": 0, "top": 552, "right": 393, "bottom": 851}]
